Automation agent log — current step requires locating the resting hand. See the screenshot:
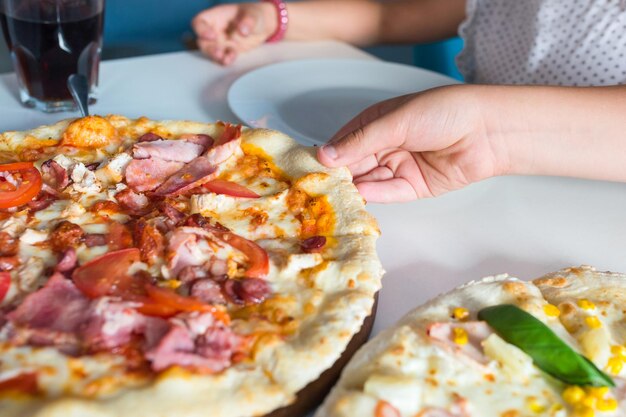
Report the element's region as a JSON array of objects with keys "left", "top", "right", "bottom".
[
  {"left": 317, "top": 85, "right": 508, "bottom": 203},
  {"left": 192, "top": 3, "right": 277, "bottom": 65}
]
